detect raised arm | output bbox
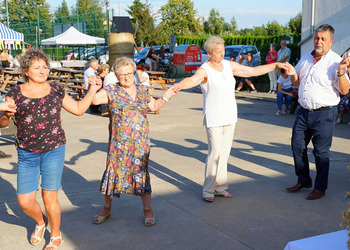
[0,97,15,128]
[231,61,287,78]
[337,56,350,94]
[62,76,102,116]
[285,62,300,86]
[173,67,207,91]
[147,86,178,112]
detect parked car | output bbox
[85,46,109,60]
[134,46,171,65]
[224,45,261,65]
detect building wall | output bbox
[301,0,350,56]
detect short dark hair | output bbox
[19,49,50,82]
[315,24,335,39]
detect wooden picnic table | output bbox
[50,68,84,88]
[146,71,175,90]
[67,79,86,100]
[1,69,22,90]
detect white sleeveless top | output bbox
[200,60,237,128]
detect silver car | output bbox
[224,45,261,65]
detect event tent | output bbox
[0,22,23,41]
[41,26,105,46]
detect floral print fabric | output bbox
[100,83,151,197]
[7,83,66,153]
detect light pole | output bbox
[106,0,110,33]
[6,0,9,27]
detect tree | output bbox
[265,20,288,36]
[71,0,105,37]
[288,12,302,34]
[0,0,52,24]
[158,0,202,37]
[203,8,225,35]
[126,0,155,46]
[54,0,70,20]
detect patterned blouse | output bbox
[7,82,66,153]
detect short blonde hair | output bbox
[112,57,136,75]
[98,64,110,74]
[203,36,225,53]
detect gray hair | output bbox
[89,59,98,67]
[315,24,335,39]
[112,57,136,75]
[270,43,277,50]
[19,48,50,82]
[203,36,225,54]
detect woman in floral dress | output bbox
[90,57,177,226]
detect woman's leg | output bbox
[17,191,46,244]
[141,193,154,220]
[277,92,284,110]
[285,95,293,110]
[245,79,256,90]
[236,81,243,91]
[98,195,113,216]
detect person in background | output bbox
[235,53,259,93]
[266,43,278,94]
[145,47,161,71]
[0,49,100,249]
[0,49,11,70]
[275,68,294,116]
[285,24,350,200]
[103,63,118,87]
[158,46,169,60]
[89,57,178,227]
[277,40,291,77]
[135,63,150,86]
[230,55,236,62]
[90,64,110,114]
[84,59,99,90]
[173,36,287,202]
[335,91,350,126]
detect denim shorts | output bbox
[16,145,65,195]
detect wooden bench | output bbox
[68,79,86,100]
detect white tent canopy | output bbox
[0,22,23,41]
[41,26,105,46]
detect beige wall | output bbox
[301,0,350,56]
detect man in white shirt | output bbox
[285,24,350,200]
[84,59,99,90]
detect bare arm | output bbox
[0,97,15,127]
[231,61,287,78]
[285,62,300,86]
[337,56,350,95]
[147,86,179,112]
[173,68,207,91]
[62,76,102,116]
[277,83,294,97]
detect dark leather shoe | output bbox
[286,183,312,192]
[306,189,325,200]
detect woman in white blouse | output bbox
[174,36,287,202]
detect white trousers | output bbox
[268,68,278,91]
[203,123,235,198]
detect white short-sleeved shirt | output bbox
[103,72,118,87]
[295,49,349,110]
[83,67,96,90]
[135,71,150,86]
[277,75,293,89]
[200,60,237,127]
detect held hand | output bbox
[0,101,16,113]
[338,56,350,72]
[88,75,102,92]
[284,62,296,76]
[173,83,182,93]
[164,86,179,99]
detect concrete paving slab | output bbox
[0,84,349,250]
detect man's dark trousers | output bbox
[291,106,337,190]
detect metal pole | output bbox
[77,4,79,31]
[6,0,9,27]
[37,5,40,47]
[106,0,110,33]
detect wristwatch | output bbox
[162,96,169,102]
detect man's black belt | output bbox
[305,106,334,112]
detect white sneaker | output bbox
[336,118,342,124]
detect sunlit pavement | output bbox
[0,82,349,250]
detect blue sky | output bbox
[47,0,302,30]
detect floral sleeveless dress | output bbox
[100,83,151,197]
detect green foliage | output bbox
[54,0,70,20]
[0,0,52,24]
[158,0,202,37]
[288,12,302,34]
[126,0,155,47]
[203,9,226,35]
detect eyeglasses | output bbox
[117,72,134,79]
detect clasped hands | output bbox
[88,75,103,93]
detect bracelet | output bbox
[162,96,169,102]
[337,71,345,77]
